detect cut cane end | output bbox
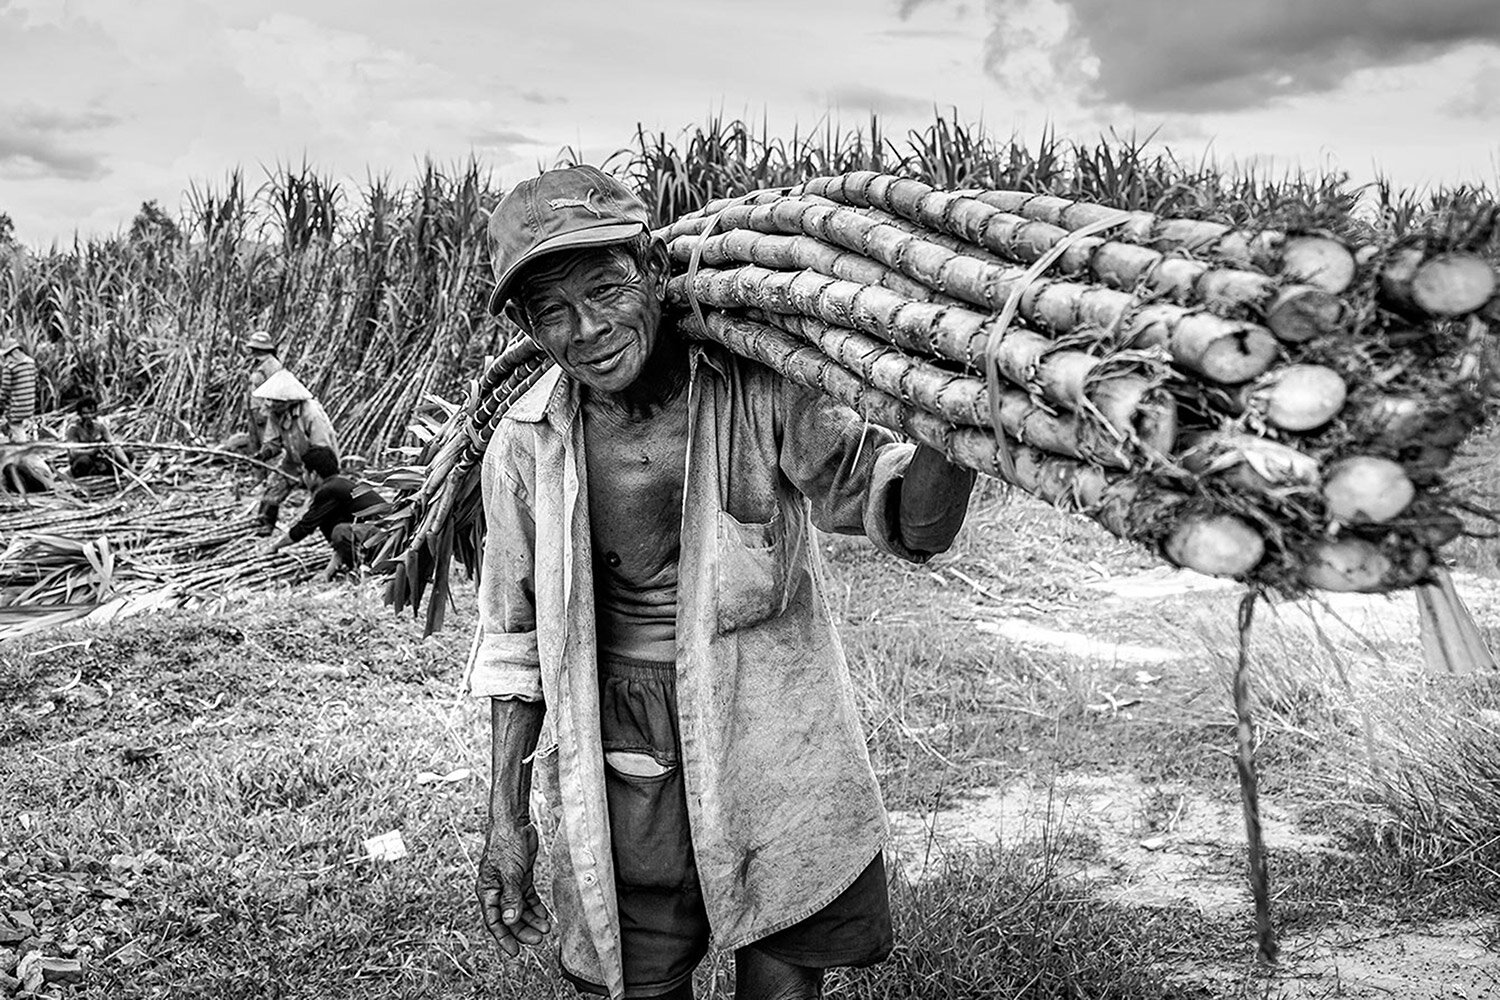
[1264,285,1344,343]
[1279,236,1357,294]
[1411,253,1498,317]
[1302,537,1431,593]
[1164,514,1266,578]
[1195,324,1281,386]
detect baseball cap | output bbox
[486,164,650,315]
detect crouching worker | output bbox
[251,369,338,535]
[64,396,130,477]
[261,445,385,580]
[471,166,977,1000]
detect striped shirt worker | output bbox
[0,341,39,436]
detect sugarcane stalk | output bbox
[667,229,951,304]
[679,307,1267,578]
[8,439,299,480]
[802,172,1345,341]
[677,200,1278,384]
[961,189,1358,294]
[757,311,1168,466]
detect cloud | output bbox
[518,90,567,106]
[14,107,120,133]
[0,103,113,181]
[895,0,943,17]
[224,13,446,128]
[470,128,542,148]
[1444,57,1500,118]
[1023,0,1500,112]
[0,132,108,181]
[819,84,932,116]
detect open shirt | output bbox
[470,344,929,999]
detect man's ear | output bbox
[502,299,530,335]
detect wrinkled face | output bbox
[509,244,667,394]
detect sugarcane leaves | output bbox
[80,536,117,603]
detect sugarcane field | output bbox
[4,6,1500,999]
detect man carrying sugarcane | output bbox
[251,369,338,535]
[472,166,975,1000]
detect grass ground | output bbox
[3,485,1499,998]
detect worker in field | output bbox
[0,336,55,493]
[471,166,976,1000]
[260,444,386,579]
[251,369,338,535]
[224,330,285,455]
[0,337,39,443]
[63,395,131,478]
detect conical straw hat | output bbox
[252,369,313,402]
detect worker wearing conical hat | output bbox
[251,368,339,534]
[243,329,284,451]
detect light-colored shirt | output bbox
[265,398,338,467]
[470,344,925,999]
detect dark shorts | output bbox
[328,521,374,567]
[566,656,892,998]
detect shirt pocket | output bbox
[714,508,784,636]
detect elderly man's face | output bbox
[511,244,668,394]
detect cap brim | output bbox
[487,222,647,316]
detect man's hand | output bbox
[254,443,281,462]
[476,820,551,957]
[898,444,976,556]
[258,532,292,557]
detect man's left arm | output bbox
[777,379,975,561]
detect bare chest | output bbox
[581,392,690,583]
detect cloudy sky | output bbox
[2,0,1497,246]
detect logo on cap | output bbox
[546,191,605,218]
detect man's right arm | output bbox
[472,432,551,956]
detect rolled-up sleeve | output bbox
[776,378,928,563]
[467,431,544,701]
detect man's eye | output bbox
[590,283,632,300]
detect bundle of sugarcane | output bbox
[369,335,550,632]
[375,172,1499,629]
[663,172,1497,594]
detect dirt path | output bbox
[896,562,1500,999]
